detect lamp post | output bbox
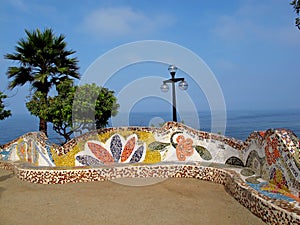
[160,65,188,122]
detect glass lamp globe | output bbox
[168,65,177,75]
[179,80,188,90]
[160,83,169,92]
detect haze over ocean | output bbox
[1,109,299,145]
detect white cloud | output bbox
[82,6,174,39]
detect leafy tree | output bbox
[26,80,75,142]
[5,28,80,136]
[291,0,300,29]
[0,92,11,120]
[48,80,75,142]
[72,83,119,132]
[26,82,119,143]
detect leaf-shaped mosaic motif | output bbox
[195,145,212,160]
[32,143,39,165]
[148,141,169,151]
[76,155,102,166]
[225,156,244,167]
[17,141,26,161]
[245,176,261,184]
[121,136,136,162]
[27,139,33,163]
[170,131,182,149]
[241,168,255,176]
[110,135,122,162]
[130,145,145,163]
[88,142,114,164]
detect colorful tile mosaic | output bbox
[1,122,300,224]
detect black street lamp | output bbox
[160,65,188,122]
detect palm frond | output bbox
[5,28,80,93]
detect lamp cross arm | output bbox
[163,77,185,83]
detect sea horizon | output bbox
[1,108,300,145]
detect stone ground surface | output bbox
[0,169,266,225]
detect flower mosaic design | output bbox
[148,131,211,161]
[76,134,146,166]
[175,135,194,161]
[265,136,281,166]
[16,139,39,165]
[75,155,102,166]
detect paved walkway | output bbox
[0,169,266,225]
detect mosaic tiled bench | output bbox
[1,122,300,224]
[0,160,299,225]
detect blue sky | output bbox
[1,0,300,116]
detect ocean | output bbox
[0,109,300,145]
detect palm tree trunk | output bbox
[38,90,48,136]
[39,117,48,136]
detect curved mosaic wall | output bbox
[1,122,300,224]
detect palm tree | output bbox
[291,0,300,29]
[5,28,80,136]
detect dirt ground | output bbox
[0,169,266,225]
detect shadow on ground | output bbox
[0,173,14,182]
